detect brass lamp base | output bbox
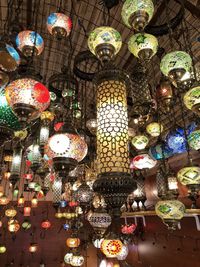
[138,48,153,62]
[53,157,78,177]
[129,10,149,32]
[13,103,37,125]
[168,68,186,84]
[95,43,115,63]
[52,26,67,39]
[22,45,38,57]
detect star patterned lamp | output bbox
[121,0,154,31]
[47,13,72,38]
[128,33,158,61]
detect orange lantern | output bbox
[18,194,25,207]
[100,239,123,258]
[41,219,51,230]
[31,196,38,208]
[66,237,80,248]
[24,206,31,216]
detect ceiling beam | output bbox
[175,0,200,18]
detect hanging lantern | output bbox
[0,244,6,254]
[24,206,31,217]
[86,118,97,135]
[52,178,62,204]
[31,195,38,208]
[5,207,17,218]
[29,243,38,253]
[47,13,72,38]
[183,85,200,116]
[27,143,42,171]
[39,111,54,153]
[46,123,88,176]
[121,0,154,31]
[188,130,200,150]
[22,219,32,230]
[131,154,157,170]
[156,79,174,113]
[16,31,44,57]
[10,145,23,185]
[167,175,178,193]
[160,51,192,84]
[18,194,25,207]
[131,135,149,150]
[88,27,122,63]
[88,208,112,237]
[117,244,129,261]
[128,33,158,61]
[93,238,104,249]
[66,237,80,248]
[41,219,51,230]
[146,122,163,137]
[75,182,93,206]
[64,252,74,265]
[8,219,20,233]
[177,166,200,192]
[121,224,136,235]
[70,255,85,267]
[5,78,50,123]
[155,199,185,230]
[0,42,20,72]
[0,195,10,205]
[101,239,123,258]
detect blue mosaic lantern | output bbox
[0,44,20,72]
[149,143,173,160]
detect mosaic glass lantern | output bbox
[121,0,154,31]
[183,85,200,116]
[128,33,158,61]
[5,78,50,123]
[0,244,6,254]
[156,79,174,113]
[64,253,73,264]
[16,30,44,57]
[8,219,20,233]
[117,245,129,261]
[88,27,122,63]
[39,111,54,153]
[75,182,93,206]
[47,13,72,38]
[121,223,136,235]
[5,207,17,218]
[70,255,85,267]
[10,145,23,183]
[146,122,163,137]
[46,123,88,176]
[0,195,9,205]
[131,135,149,150]
[66,237,80,248]
[93,238,104,248]
[188,130,200,150]
[131,154,157,170]
[160,51,192,83]
[177,166,200,190]
[26,143,42,170]
[86,118,97,135]
[0,43,20,72]
[22,219,32,230]
[101,239,123,258]
[41,219,51,229]
[155,199,185,230]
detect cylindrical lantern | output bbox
[24,206,31,217]
[18,194,25,207]
[31,195,38,208]
[52,178,62,204]
[10,145,23,182]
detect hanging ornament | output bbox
[0,42,20,72]
[101,238,123,258]
[146,122,164,137]
[183,85,200,116]
[131,135,149,150]
[156,79,174,113]
[47,13,72,38]
[188,130,200,150]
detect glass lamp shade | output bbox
[101,239,123,258]
[86,118,97,135]
[131,154,157,170]
[26,144,42,166]
[88,26,122,62]
[0,89,20,130]
[70,255,85,267]
[10,146,23,179]
[149,144,173,161]
[0,245,6,254]
[155,200,185,229]
[0,44,20,72]
[146,122,163,137]
[29,243,38,253]
[117,245,129,261]
[24,206,31,216]
[0,195,9,205]
[121,0,154,30]
[93,238,104,248]
[177,166,200,187]
[64,252,73,264]
[41,219,51,229]
[188,130,200,150]
[128,33,158,61]
[75,182,93,205]
[16,30,44,57]
[160,51,192,82]
[22,219,32,230]
[47,13,72,38]
[131,135,149,150]
[66,237,80,248]
[8,219,20,232]
[183,86,200,115]
[5,78,50,123]
[167,176,178,191]
[88,209,112,236]
[5,207,17,218]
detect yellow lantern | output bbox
[146,122,163,137]
[8,219,20,233]
[5,207,17,218]
[66,237,80,248]
[101,239,123,258]
[131,135,149,150]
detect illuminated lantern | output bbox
[88,26,122,63]
[156,79,173,113]
[29,243,38,253]
[26,143,42,170]
[177,166,200,192]
[167,175,178,194]
[183,85,200,116]
[16,31,44,57]
[41,219,51,229]
[131,135,149,150]
[155,199,185,230]
[66,237,80,248]
[160,51,192,84]
[188,130,200,150]
[5,207,17,218]
[121,0,154,31]
[101,239,123,258]
[52,178,62,204]
[117,245,129,261]
[46,123,88,176]
[128,33,158,61]
[64,252,73,264]
[24,206,31,217]
[121,224,136,235]
[47,13,72,38]
[70,255,85,267]
[86,118,97,135]
[146,122,163,137]
[5,78,50,123]
[0,43,20,72]
[39,111,54,153]
[8,219,20,233]
[0,195,9,205]
[0,244,6,254]
[22,219,31,230]
[131,154,157,170]
[93,238,104,249]
[31,195,38,208]
[75,182,93,206]
[10,145,23,184]
[4,171,11,180]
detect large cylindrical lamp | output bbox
[93,68,136,216]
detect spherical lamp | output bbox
[117,244,129,261]
[188,130,200,150]
[121,0,154,31]
[29,243,38,253]
[64,252,73,264]
[146,122,163,137]
[5,207,17,218]
[16,30,44,57]
[101,239,123,258]
[5,78,50,123]
[0,244,6,254]
[155,199,185,230]
[131,154,157,170]
[0,43,20,72]
[47,13,72,38]
[131,135,149,150]
[75,182,93,206]
[160,51,192,83]
[70,255,85,267]
[128,33,158,61]
[41,219,51,230]
[88,26,122,63]
[8,219,20,233]
[183,85,200,115]
[177,166,200,191]
[66,237,80,248]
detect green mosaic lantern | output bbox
[183,85,200,115]
[128,33,158,61]
[177,166,200,190]
[188,130,200,150]
[155,199,185,230]
[0,89,20,130]
[160,51,192,84]
[88,26,122,63]
[131,134,149,150]
[121,0,154,31]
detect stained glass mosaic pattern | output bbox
[155,200,185,220]
[47,13,72,37]
[101,239,123,258]
[188,130,200,150]
[183,86,200,115]
[177,166,200,186]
